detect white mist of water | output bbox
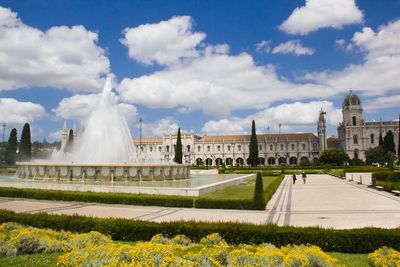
[52,77,140,163]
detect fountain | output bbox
[16,77,190,182]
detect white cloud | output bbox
[118,46,330,117]
[364,95,400,111]
[0,6,110,92]
[255,40,271,53]
[141,118,179,137]
[53,93,137,125]
[120,16,206,65]
[0,98,46,124]
[272,40,315,55]
[304,19,400,96]
[202,101,341,135]
[279,0,363,35]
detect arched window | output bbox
[280,144,284,150]
[166,145,170,153]
[197,146,201,152]
[353,135,358,145]
[207,145,210,152]
[158,146,162,152]
[302,144,306,150]
[291,144,295,150]
[354,149,359,159]
[370,134,374,144]
[150,147,153,152]
[259,145,262,151]
[187,145,190,152]
[217,145,221,152]
[238,145,241,151]
[270,145,273,150]
[352,116,357,126]
[227,145,231,151]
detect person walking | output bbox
[292,173,297,184]
[302,172,307,184]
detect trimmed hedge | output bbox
[0,209,398,253]
[0,187,194,208]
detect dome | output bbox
[342,90,361,107]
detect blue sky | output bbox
[0,0,399,141]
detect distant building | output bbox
[337,91,399,160]
[60,121,78,150]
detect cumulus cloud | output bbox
[0,98,46,124]
[255,40,271,53]
[120,16,206,65]
[141,118,179,137]
[202,101,341,135]
[118,45,330,116]
[304,19,400,96]
[279,0,363,35]
[53,93,137,125]
[272,40,315,55]
[364,94,400,111]
[0,6,110,92]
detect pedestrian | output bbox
[302,172,307,184]
[292,173,297,184]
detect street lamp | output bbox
[139,118,143,155]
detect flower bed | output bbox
[368,247,400,267]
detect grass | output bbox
[201,175,280,200]
[328,252,369,267]
[0,166,16,174]
[0,251,370,266]
[0,253,62,267]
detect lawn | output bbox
[0,251,369,266]
[201,175,281,200]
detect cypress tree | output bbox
[253,172,265,210]
[379,132,384,147]
[19,123,31,161]
[174,128,183,164]
[5,128,17,165]
[383,130,396,154]
[64,129,74,153]
[248,120,259,167]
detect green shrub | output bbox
[195,199,255,210]
[0,210,399,254]
[253,172,265,210]
[0,187,194,208]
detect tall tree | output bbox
[248,120,259,167]
[253,172,265,210]
[379,132,384,147]
[174,128,183,164]
[5,128,17,165]
[383,130,396,154]
[64,129,74,153]
[365,146,385,165]
[19,123,31,161]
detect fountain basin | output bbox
[17,162,190,182]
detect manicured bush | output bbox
[0,187,194,208]
[368,247,400,266]
[195,198,255,210]
[253,172,265,210]
[0,210,399,254]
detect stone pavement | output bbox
[0,174,399,229]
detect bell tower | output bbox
[318,109,327,153]
[342,90,363,127]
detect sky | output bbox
[0,0,399,142]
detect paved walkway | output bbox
[0,175,399,229]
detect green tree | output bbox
[248,120,259,167]
[64,129,74,153]
[318,148,350,166]
[386,151,397,170]
[253,172,265,210]
[379,132,384,147]
[174,128,183,164]
[365,146,385,165]
[19,123,31,161]
[5,128,17,165]
[383,130,396,154]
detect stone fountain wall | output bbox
[16,163,190,182]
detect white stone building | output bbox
[337,91,399,160]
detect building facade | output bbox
[337,91,399,161]
[133,110,328,166]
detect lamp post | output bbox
[139,118,143,155]
[2,124,5,143]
